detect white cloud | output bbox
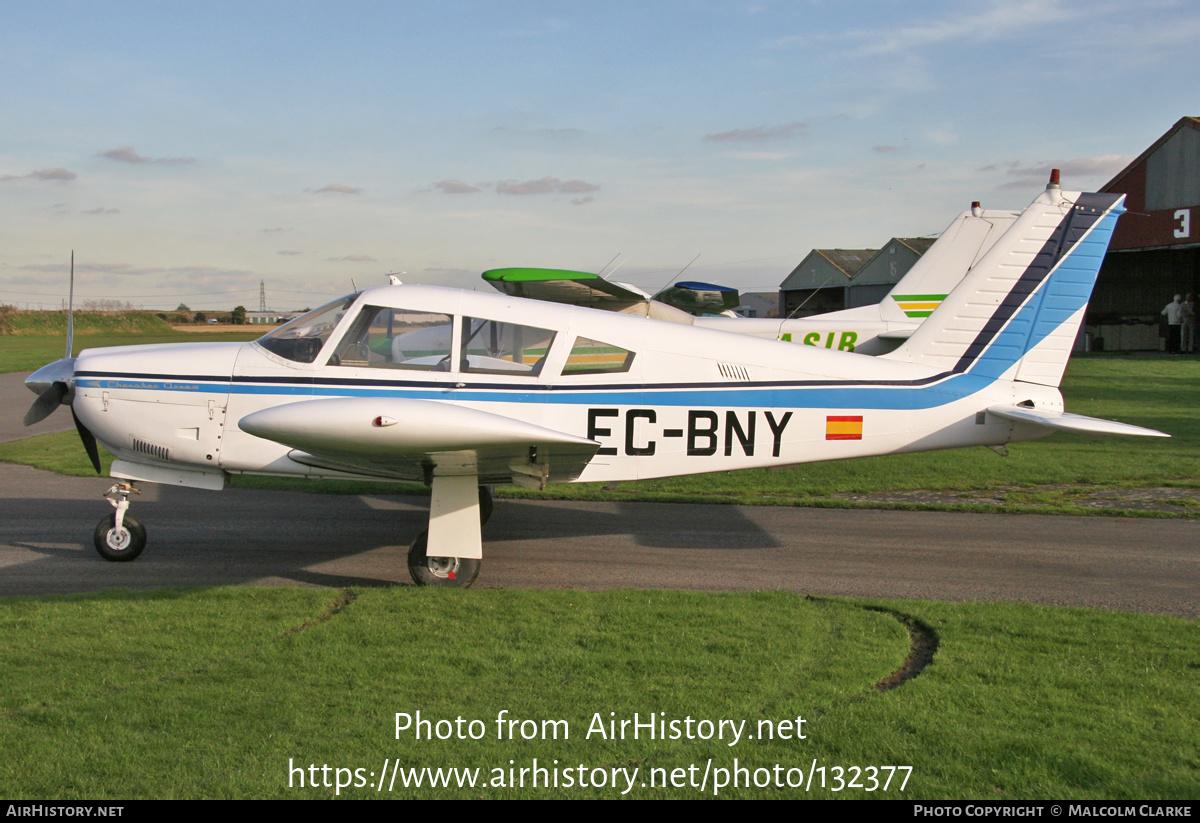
[433,179,482,194]
[1,167,77,182]
[705,122,807,142]
[314,183,363,195]
[848,1,1078,56]
[98,146,196,166]
[926,128,958,146]
[991,154,1134,189]
[495,177,600,195]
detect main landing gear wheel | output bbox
[407,530,480,588]
[93,512,147,562]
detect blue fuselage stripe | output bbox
[75,371,994,410]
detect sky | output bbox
[1,1,1197,311]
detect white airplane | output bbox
[483,200,1022,355]
[24,176,1166,587]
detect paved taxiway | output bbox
[3,372,1196,617]
[0,372,74,443]
[0,460,1195,617]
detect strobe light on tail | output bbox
[24,174,1166,586]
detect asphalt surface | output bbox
[2,373,1196,618]
[0,460,1195,617]
[1,372,74,442]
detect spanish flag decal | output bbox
[891,293,947,318]
[826,415,863,440]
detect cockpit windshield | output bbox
[256,294,356,363]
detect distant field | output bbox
[0,325,262,373]
[0,308,174,336]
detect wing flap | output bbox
[986,405,1169,437]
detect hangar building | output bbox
[847,237,936,309]
[777,240,934,319]
[1092,116,1199,350]
[778,249,877,318]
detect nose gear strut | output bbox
[94,482,147,562]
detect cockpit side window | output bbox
[330,306,454,370]
[460,317,555,376]
[256,295,355,363]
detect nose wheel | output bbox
[94,482,146,562]
[94,512,147,561]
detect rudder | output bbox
[884,178,1124,388]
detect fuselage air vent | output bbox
[717,363,750,381]
[130,436,171,462]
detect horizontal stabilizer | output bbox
[987,405,1169,437]
[876,328,916,341]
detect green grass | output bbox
[0,328,261,373]
[0,588,1194,799]
[0,308,174,336]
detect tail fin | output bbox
[877,204,1020,325]
[884,175,1124,388]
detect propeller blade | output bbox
[71,408,102,475]
[23,382,68,426]
[66,250,75,359]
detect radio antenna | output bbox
[596,252,621,278]
[656,253,700,295]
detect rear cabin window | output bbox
[460,317,556,376]
[562,336,635,375]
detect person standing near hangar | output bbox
[1162,294,1184,352]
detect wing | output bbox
[652,281,741,315]
[482,267,651,309]
[238,397,600,487]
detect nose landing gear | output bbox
[94,482,146,562]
